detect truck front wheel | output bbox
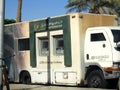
[86,70,107,88]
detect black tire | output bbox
[20,72,31,84]
[117,78,120,90]
[86,70,107,88]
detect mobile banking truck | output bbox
[4,13,120,88]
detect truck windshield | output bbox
[111,30,120,43]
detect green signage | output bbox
[31,17,63,31]
[30,15,72,67]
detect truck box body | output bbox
[4,13,119,87]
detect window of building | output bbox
[39,38,49,56]
[53,35,64,55]
[91,33,106,41]
[18,38,30,51]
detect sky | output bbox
[5,0,68,21]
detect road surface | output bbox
[3,84,117,90]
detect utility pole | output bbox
[0,0,4,89]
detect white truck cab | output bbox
[85,26,120,88]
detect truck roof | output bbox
[87,26,120,31]
[5,12,117,26]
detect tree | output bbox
[107,0,120,16]
[4,19,16,24]
[65,0,88,13]
[65,0,120,16]
[16,0,22,22]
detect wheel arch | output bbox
[19,70,31,83]
[85,65,103,80]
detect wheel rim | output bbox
[90,76,101,88]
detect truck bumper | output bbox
[104,70,120,79]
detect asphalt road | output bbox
[3,84,117,90]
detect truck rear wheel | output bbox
[86,70,107,88]
[20,71,31,84]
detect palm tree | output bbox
[16,0,22,22]
[108,0,120,16]
[87,0,101,14]
[65,0,88,13]
[65,0,120,15]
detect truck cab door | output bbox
[85,29,112,66]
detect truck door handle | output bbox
[103,44,106,48]
[86,54,89,60]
